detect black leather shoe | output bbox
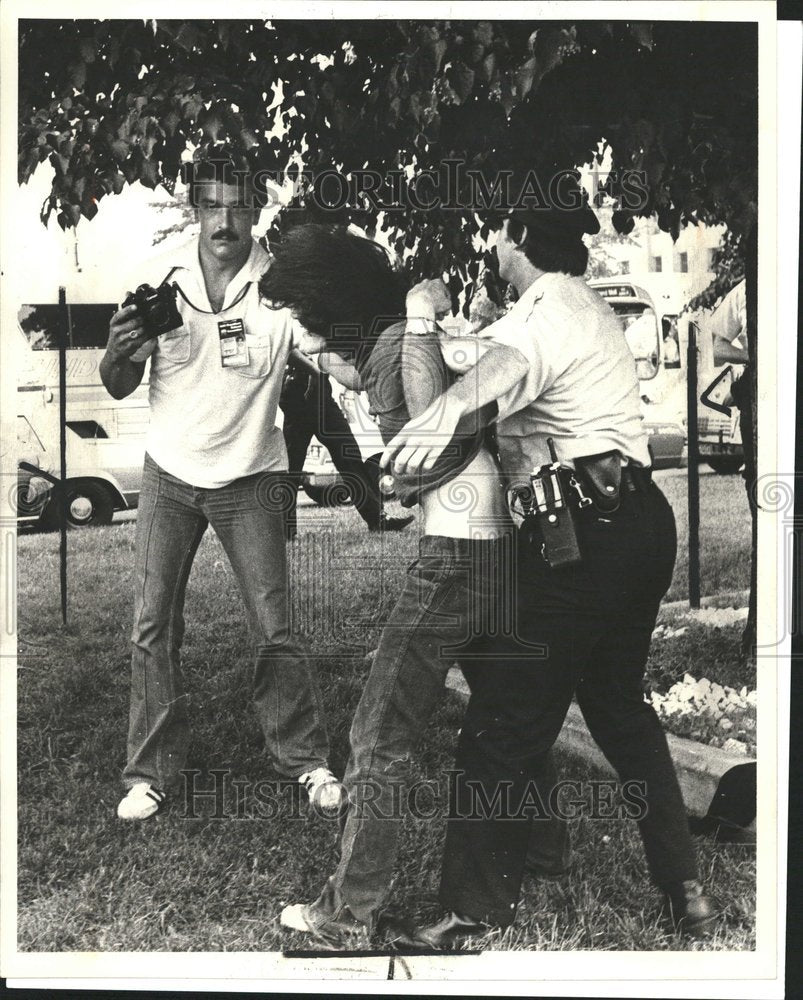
[411,911,495,950]
[368,514,414,533]
[663,880,721,939]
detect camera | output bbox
[123,283,183,337]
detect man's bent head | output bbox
[259,224,406,354]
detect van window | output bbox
[18,305,60,350]
[68,305,116,349]
[18,304,116,350]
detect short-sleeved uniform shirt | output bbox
[479,271,651,482]
[126,239,297,488]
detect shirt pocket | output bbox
[232,334,272,379]
[155,328,191,366]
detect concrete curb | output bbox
[660,589,750,616]
[445,667,755,819]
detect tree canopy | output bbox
[19,18,757,308]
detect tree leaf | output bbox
[79,38,96,63]
[70,61,87,90]
[629,23,653,50]
[449,61,475,104]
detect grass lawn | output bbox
[655,469,752,604]
[15,472,754,953]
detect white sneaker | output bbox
[280,903,313,932]
[280,901,368,945]
[117,783,165,821]
[299,767,344,814]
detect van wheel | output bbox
[41,480,115,530]
[706,456,744,475]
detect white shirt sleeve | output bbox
[288,314,306,351]
[478,307,552,422]
[709,280,746,344]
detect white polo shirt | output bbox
[479,271,651,481]
[126,238,296,488]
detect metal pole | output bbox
[58,287,68,624]
[686,318,701,609]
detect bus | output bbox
[588,279,744,473]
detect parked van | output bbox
[16,302,149,528]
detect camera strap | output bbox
[159,267,253,315]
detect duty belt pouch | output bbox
[573,450,623,513]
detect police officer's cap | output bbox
[508,176,600,248]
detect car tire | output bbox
[41,480,116,530]
[706,456,744,475]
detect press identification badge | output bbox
[218,318,249,368]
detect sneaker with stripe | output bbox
[117,782,166,821]
[298,767,344,814]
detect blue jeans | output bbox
[122,454,330,791]
[309,534,567,929]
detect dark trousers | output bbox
[281,376,381,532]
[440,482,699,926]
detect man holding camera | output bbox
[100,158,341,822]
[382,189,719,944]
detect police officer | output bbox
[382,192,720,944]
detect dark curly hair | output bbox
[259,224,407,350]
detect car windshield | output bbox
[610,303,660,361]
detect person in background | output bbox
[710,278,755,657]
[279,349,413,539]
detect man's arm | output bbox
[712,335,749,366]
[317,350,362,391]
[99,304,151,399]
[381,275,529,475]
[381,342,528,475]
[401,330,452,418]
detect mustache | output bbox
[212,229,239,241]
